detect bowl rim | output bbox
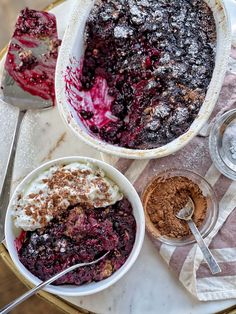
[55,0,232,160]
[142,168,219,246]
[5,156,145,296]
[209,108,236,181]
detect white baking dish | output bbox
[55,0,231,159]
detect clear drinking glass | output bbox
[209,109,236,181]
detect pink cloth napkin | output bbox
[103,47,236,301]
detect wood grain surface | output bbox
[0,258,65,314]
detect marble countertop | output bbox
[1,0,236,313]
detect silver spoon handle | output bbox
[0,110,26,242]
[187,219,221,275]
[0,252,109,314]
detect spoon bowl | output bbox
[176,198,195,221]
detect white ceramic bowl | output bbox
[55,0,231,159]
[5,156,145,296]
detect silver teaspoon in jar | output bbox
[0,251,110,314]
[176,197,221,275]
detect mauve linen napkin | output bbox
[103,47,236,301]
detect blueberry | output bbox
[80,110,94,120]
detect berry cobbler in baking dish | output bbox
[65,0,216,149]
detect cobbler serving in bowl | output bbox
[6,158,144,295]
[64,0,216,150]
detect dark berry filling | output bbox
[16,198,136,285]
[66,0,216,149]
[14,7,56,37]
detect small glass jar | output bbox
[142,169,219,246]
[209,109,236,181]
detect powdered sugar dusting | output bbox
[181,140,209,170]
[223,122,236,160]
[230,142,236,160]
[114,25,133,38]
[76,0,216,149]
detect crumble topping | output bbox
[14,7,56,37]
[16,49,38,71]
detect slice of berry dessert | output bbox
[1,8,61,106]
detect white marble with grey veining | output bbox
[1,0,236,313]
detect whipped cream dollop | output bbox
[12,162,123,231]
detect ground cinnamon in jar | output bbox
[144,176,207,238]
